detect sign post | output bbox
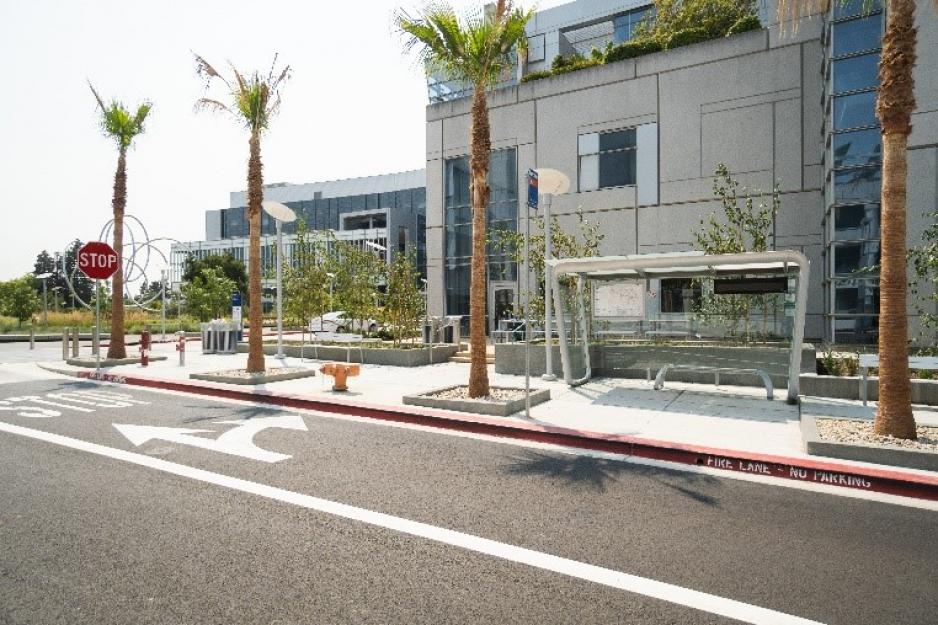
[524,169,538,418]
[77,241,120,374]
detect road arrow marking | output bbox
[113,415,308,463]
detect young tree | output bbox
[910,210,938,348]
[384,250,425,347]
[283,221,332,327]
[181,267,236,321]
[397,0,533,397]
[332,241,385,336]
[693,164,780,340]
[0,277,41,327]
[194,54,290,373]
[777,0,937,439]
[89,83,152,359]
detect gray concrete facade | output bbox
[424,1,938,344]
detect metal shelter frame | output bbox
[548,250,810,404]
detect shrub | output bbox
[726,14,761,35]
[636,0,757,42]
[551,53,602,74]
[665,27,710,49]
[604,39,663,63]
[521,70,552,83]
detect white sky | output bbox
[0,0,568,282]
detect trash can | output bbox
[200,323,216,354]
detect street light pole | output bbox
[262,201,297,361]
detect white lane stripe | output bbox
[0,421,823,625]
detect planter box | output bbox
[190,368,316,385]
[801,412,938,471]
[496,343,815,388]
[237,343,459,367]
[800,374,938,406]
[403,385,551,417]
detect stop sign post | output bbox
[78,241,120,373]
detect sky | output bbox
[0,0,568,283]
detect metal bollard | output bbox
[139,328,151,366]
[176,331,186,366]
[29,325,35,350]
[92,325,99,356]
[62,328,69,360]
[71,327,79,357]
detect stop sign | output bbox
[78,241,120,280]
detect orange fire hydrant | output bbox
[139,329,152,367]
[320,362,360,391]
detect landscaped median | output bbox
[236,342,459,367]
[36,362,938,502]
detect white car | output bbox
[309,311,379,334]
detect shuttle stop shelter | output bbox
[548,250,810,404]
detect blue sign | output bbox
[527,169,538,209]
[231,292,242,308]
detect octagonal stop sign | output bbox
[78,241,120,280]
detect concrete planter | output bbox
[799,374,938,406]
[801,413,938,471]
[496,343,815,388]
[237,343,459,367]
[66,356,167,368]
[403,385,551,417]
[190,368,316,385]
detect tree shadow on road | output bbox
[177,402,287,424]
[501,450,722,506]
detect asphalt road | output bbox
[1,374,937,625]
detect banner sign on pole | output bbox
[527,169,538,210]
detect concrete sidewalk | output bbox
[31,340,938,499]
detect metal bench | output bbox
[859,354,938,405]
[654,364,774,400]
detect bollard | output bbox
[92,325,99,356]
[139,328,152,367]
[71,327,79,357]
[176,331,186,366]
[62,328,69,360]
[29,325,35,350]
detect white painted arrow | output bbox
[113,415,308,463]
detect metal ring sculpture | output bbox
[61,214,182,313]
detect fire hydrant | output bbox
[320,362,360,391]
[139,329,152,367]
[175,331,186,366]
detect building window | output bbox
[613,6,653,44]
[832,128,881,168]
[578,128,637,191]
[831,53,879,94]
[833,0,882,19]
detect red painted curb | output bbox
[74,369,938,502]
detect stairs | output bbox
[449,343,495,365]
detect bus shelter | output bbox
[548,250,810,404]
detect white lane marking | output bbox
[114,414,308,463]
[62,379,938,511]
[0,421,823,625]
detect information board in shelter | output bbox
[593,280,644,318]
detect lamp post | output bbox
[534,168,571,381]
[262,201,297,360]
[35,272,52,324]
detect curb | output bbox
[37,363,938,502]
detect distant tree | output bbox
[89,82,152,359]
[182,253,248,295]
[0,276,41,326]
[181,267,236,321]
[62,239,94,309]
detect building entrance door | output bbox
[488,281,517,337]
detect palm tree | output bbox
[89,83,152,360]
[778,0,935,438]
[397,0,532,397]
[194,54,290,374]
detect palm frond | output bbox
[193,52,232,92]
[194,97,233,116]
[88,81,107,113]
[133,102,153,130]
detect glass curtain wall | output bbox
[444,148,518,317]
[823,0,883,343]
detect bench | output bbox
[859,354,938,406]
[654,364,774,400]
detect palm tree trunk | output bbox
[468,84,491,398]
[107,149,127,359]
[874,0,916,438]
[246,131,266,373]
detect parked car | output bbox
[309,311,380,334]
